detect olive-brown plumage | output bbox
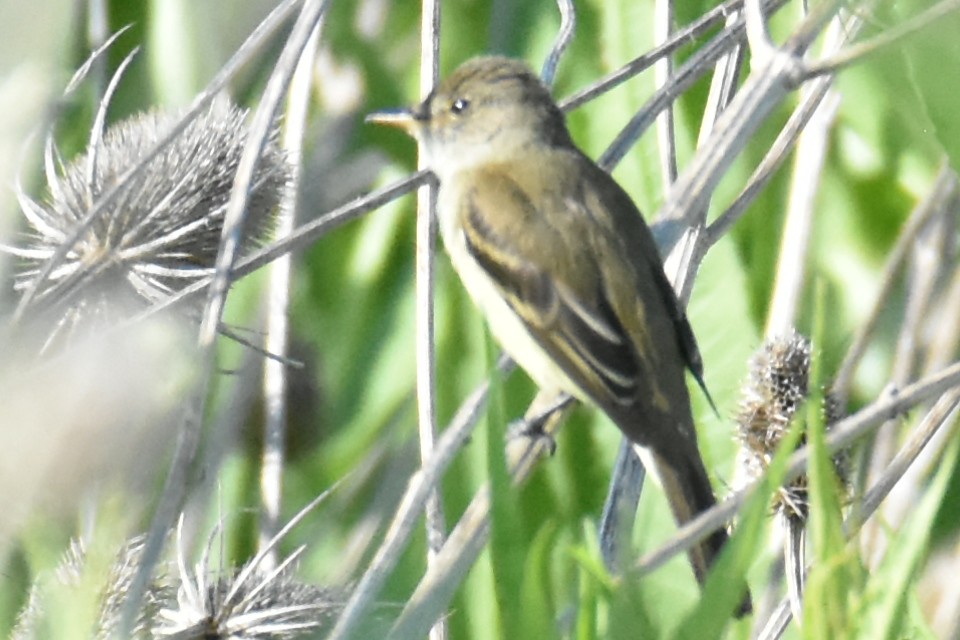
[371,56,748,614]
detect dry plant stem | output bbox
[756,600,793,640]
[599,440,646,572]
[695,9,744,157]
[745,0,777,60]
[258,22,320,568]
[783,515,805,625]
[386,395,573,640]
[656,0,839,228]
[705,72,830,245]
[872,254,958,547]
[864,210,949,555]
[597,0,788,172]
[541,0,576,86]
[119,1,328,634]
[655,0,678,189]
[415,2,448,639]
[831,168,957,401]
[12,0,306,322]
[559,0,787,112]
[855,390,960,530]
[324,372,496,640]
[634,358,960,577]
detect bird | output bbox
[369,55,749,614]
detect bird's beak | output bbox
[365,107,420,135]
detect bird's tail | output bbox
[649,449,753,617]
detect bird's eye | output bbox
[450,98,470,114]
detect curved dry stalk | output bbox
[258,19,321,568]
[541,0,576,87]
[121,1,330,634]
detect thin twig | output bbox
[654,0,678,189]
[559,0,788,112]
[130,171,431,323]
[415,1,447,639]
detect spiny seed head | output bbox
[736,331,848,520]
[13,529,340,640]
[7,96,289,341]
[157,564,340,639]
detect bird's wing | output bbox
[457,163,651,412]
[575,158,710,408]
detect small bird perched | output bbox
[370,56,748,613]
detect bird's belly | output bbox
[440,220,584,400]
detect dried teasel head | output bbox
[154,510,342,640]
[5,86,290,346]
[735,331,849,521]
[12,523,341,640]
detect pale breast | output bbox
[436,180,585,399]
